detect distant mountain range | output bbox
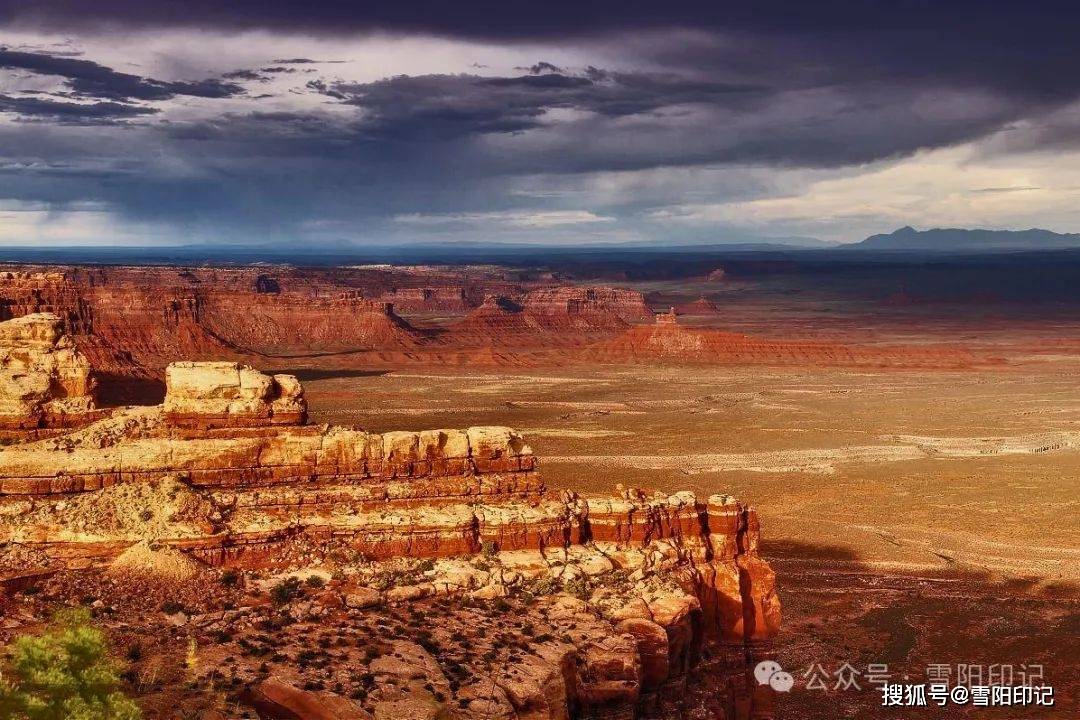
[849,226,1080,251]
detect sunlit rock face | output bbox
[0,320,780,719]
[0,312,98,434]
[163,361,307,429]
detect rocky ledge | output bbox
[0,318,781,719]
[0,312,102,437]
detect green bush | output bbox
[269,577,304,605]
[564,576,592,601]
[159,601,184,616]
[0,608,142,720]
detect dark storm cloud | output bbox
[3,1,1080,242]
[4,0,1078,97]
[525,62,564,75]
[222,69,266,82]
[319,69,764,140]
[0,1,1067,41]
[0,48,244,101]
[0,94,158,122]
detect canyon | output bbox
[0,266,989,389]
[0,313,782,720]
[0,260,1076,719]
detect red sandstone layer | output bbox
[0,265,986,377]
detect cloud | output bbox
[2,5,1080,245]
[394,209,615,228]
[525,61,564,75]
[222,69,266,81]
[0,48,244,102]
[317,68,764,141]
[0,94,158,122]
[645,144,1080,242]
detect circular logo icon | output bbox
[769,671,795,692]
[754,660,783,686]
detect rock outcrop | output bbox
[0,313,100,434]
[450,287,652,349]
[164,361,306,429]
[0,324,781,718]
[0,267,989,372]
[200,292,424,353]
[591,311,979,367]
[521,286,652,324]
[675,296,721,315]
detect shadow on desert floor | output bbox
[273,368,392,382]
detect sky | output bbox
[2,1,1080,248]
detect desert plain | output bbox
[0,256,1076,719]
[300,360,1079,719]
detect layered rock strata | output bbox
[163,361,306,428]
[592,311,978,367]
[521,286,652,324]
[0,266,984,372]
[0,360,778,631]
[0,313,101,435]
[0,348,780,718]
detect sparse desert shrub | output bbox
[532,577,560,596]
[220,569,240,587]
[368,573,394,591]
[304,575,326,589]
[269,577,304,606]
[160,600,184,615]
[565,576,592,601]
[0,608,142,720]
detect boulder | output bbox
[243,678,371,720]
[163,361,306,428]
[0,313,97,431]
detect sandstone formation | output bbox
[377,286,472,313]
[0,328,781,718]
[200,292,424,353]
[675,296,721,315]
[0,313,100,434]
[520,286,652,324]
[164,361,306,428]
[451,287,651,349]
[0,266,987,374]
[591,311,979,367]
